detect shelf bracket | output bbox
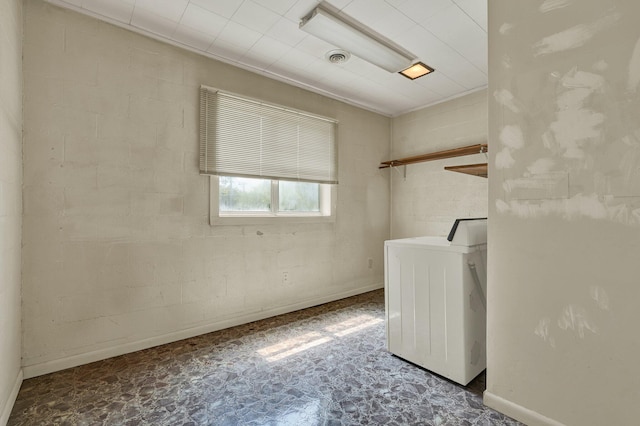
[391,164,407,181]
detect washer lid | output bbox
[385,236,485,253]
[448,218,487,246]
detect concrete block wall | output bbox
[21,0,390,377]
[0,0,23,423]
[390,90,488,239]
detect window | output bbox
[219,176,271,213]
[200,86,338,223]
[278,180,320,213]
[218,176,330,216]
[210,176,334,224]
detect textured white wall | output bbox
[390,90,488,239]
[21,0,390,376]
[0,0,23,423]
[487,1,640,425]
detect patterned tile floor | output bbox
[9,290,521,425]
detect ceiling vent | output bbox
[325,49,351,64]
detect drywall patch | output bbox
[539,0,572,13]
[495,199,510,214]
[496,124,525,170]
[497,195,640,224]
[533,13,620,56]
[534,317,556,348]
[493,89,521,113]
[499,23,514,35]
[561,68,605,91]
[500,125,525,149]
[590,286,610,311]
[495,12,640,226]
[495,148,516,170]
[503,172,568,200]
[549,110,604,159]
[527,158,555,175]
[535,287,611,348]
[547,68,605,160]
[496,194,608,220]
[557,304,597,338]
[592,60,609,72]
[494,65,640,223]
[501,54,512,69]
[627,36,640,92]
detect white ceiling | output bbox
[45,0,487,116]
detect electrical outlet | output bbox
[282,271,289,284]
[368,258,373,269]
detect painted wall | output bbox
[21,0,390,377]
[391,90,488,239]
[0,0,23,423]
[486,1,640,425]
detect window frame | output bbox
[209,176,336,226]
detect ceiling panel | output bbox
[283,0,321,21]
[390,0,452,24]
[231,1,281,34]
[266,17,309,47]
[172,23,216,51]
[423,5,488,73]
[215,21,262,50]
[179,3,227,37]
[340,0,415,41]
[252,0,298,15]
[46,0,487,116]
[207,39,245,62]
[247,36,292,64]
[393,23,485,89]
[189,0,244,19]
[453,0,488,31]
[269,48,318,73]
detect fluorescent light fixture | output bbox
[300,6,414,73]
[399,62,434,80]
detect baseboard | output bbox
[23,283,383,379]
[1,369,23,426]
[483,390,566,426]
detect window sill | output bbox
[211,214,335,226]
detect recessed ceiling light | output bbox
[399,62,434,80]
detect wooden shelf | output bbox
[444,163,488,178]
[379,143,487,169]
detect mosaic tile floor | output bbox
[9,290,521,425]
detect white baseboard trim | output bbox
[1,369,23,426]
[483,390,566,426]
[23,283,383,379]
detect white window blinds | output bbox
[200,86,338,184]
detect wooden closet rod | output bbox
[379,143,488,169]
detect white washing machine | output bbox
[384,218,487,386]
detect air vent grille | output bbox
[325,49,351,64]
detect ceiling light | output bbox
[399,62,435,80]
[300,6,414,73]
